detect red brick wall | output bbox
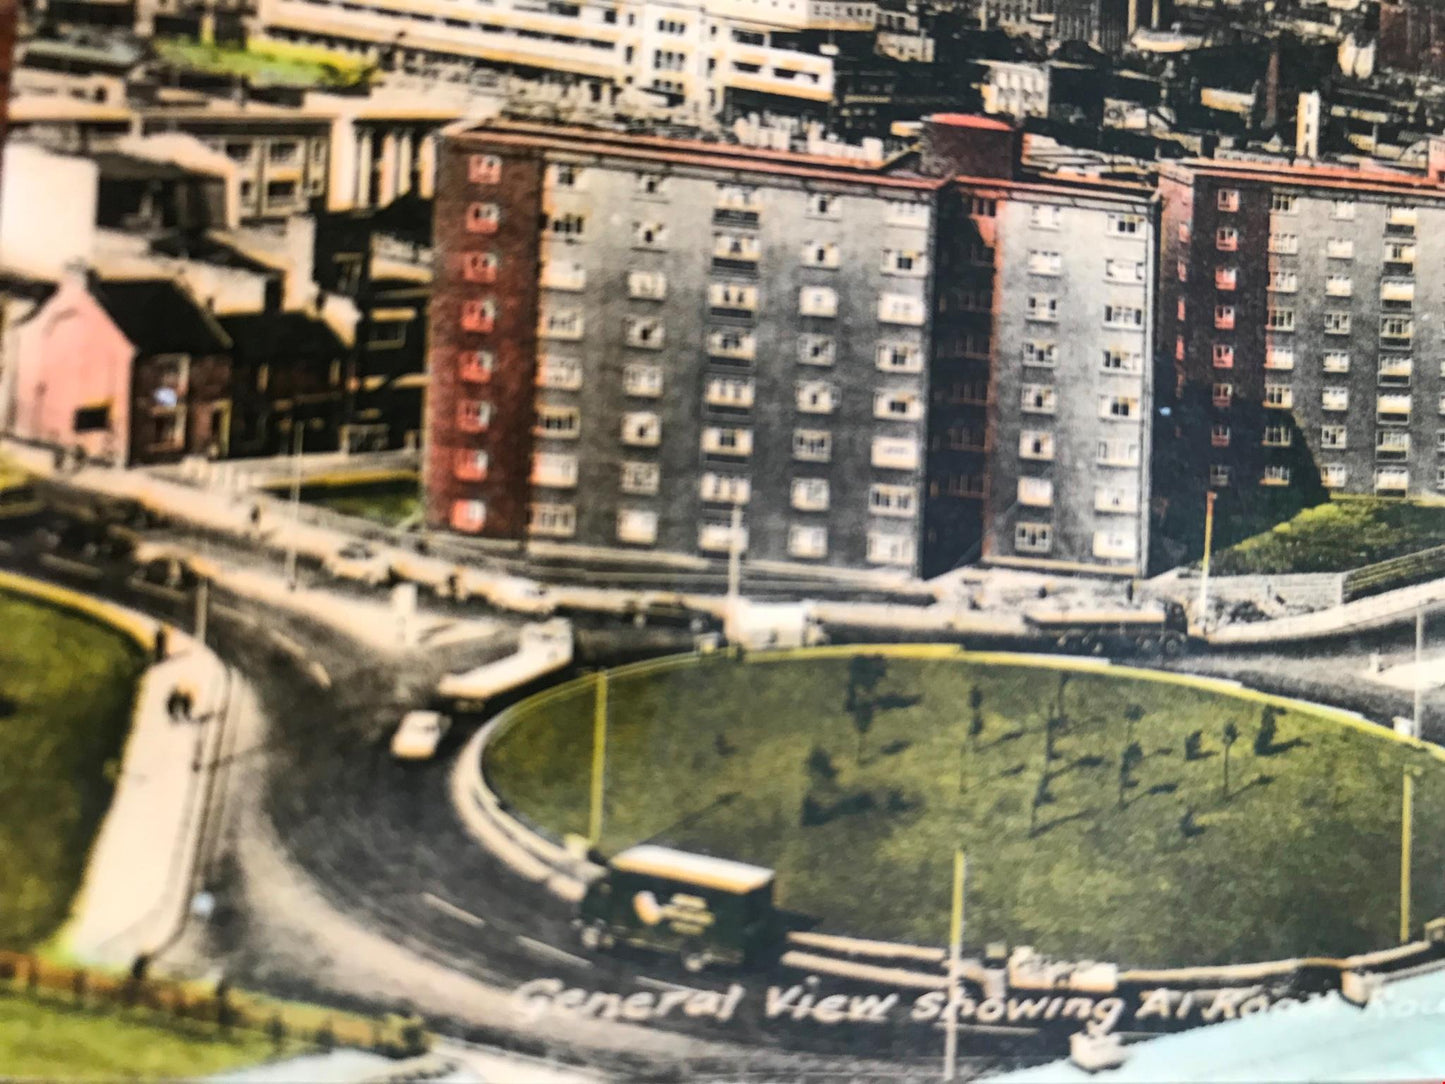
[426,138,544,539]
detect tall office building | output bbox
[427,115,1157,579]
[1159,157,1445,537]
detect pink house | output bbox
[3,271,233,466]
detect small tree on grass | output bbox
[1254,706,1279,756]
[1185,730,1205,761]
[1124,704,1145,744]
[1118,741,1144,809]
[845,655,889,765]
[1221,721,1240,798]
[968,687,985,743]
[805,745,838,785]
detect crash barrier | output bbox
[0,951,429,1057]
[1161,571,1346,614]
[1344,542,1445,603]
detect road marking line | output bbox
[308,661,332,689]
[268,629,307,660]
[517,936,591,968]
[421,892,486,928]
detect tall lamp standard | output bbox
[1196,490,1217,632]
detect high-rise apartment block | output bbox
[427,115,1157,579]
[1159,158,1445,520]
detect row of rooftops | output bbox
[449,115,1445,203]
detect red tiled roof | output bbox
[1167,157,1445,198]
[928,113,1015,132]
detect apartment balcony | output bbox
[713,207,760,228]
[1381,280,1415,304]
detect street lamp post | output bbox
[588,670,609,847]
[943,850,967,1083]
[1401,765,1423,943]
[1196,490,1217,632]
[1414,604,1426,738]
[284,421,304,589]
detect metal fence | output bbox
[1343,543,1445,603]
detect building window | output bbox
[459,349,493,382]
[529,502,576,538]
[800,335,836,367]
[621,461,660,494]
[453,448,489,481]
[534,404,581,438]
[624,363,663,398]
[628,270,667,300]
[708,329,756,360]
[699,522,748,553]
[1028,250,1062,276]
[879,294,925,325]
[1209,465,1231,488]
[536,355,583,390]
[451,499,486,532]
[1108,214,1143,236]
[1027,341,1058,367]
[1214,305,1235,330]
[1332,199,1355,220]
[1211,424,1230,447]
[1217,188,1240,212]
[1262,465,1292,487]
[461,299,496,333]
[714,233,759,261]
[1322,464,1349,489]
[1376,467,1410,492]
[1382,316,1414,342]
[872,437,919,470]
[548,212,586,239]
[705,377,754,409]
[1323,352,1350,374]
[1098,438,1140,467]
[1105,304,1145,329]
[457,400,492,432]
[1018,477,1053,507]
[1326,273,1353,298]
[872,390,919,421]
[1213,344,1234,369]
[1321,424,1348,450]
[804,242,842,269]
[1216,227,1238,251]
[1015,522,1052,554]
[1106,259,1145,284]
[878,342,923,372]
[1379,356,1413,386]
[1265,346,1294,371]
[793,429,832,462]
[1268,270,1297,293]
[700,473,751,504]
[1021,384,1057,414]
[462,251,499,283]
[970,197,997,217]
[811,193,843,219]
[1268,232,1298,255]
[1102,348,1142,373]
[869,484,916,518]
[1270,192,1298,214]
[788,524,828,558]
[1262,425,1292,447]
[547,163,583,188]
[1322,387,1350,412]
[1095,486,1139,514]
[886,199,928,227]
[716,185,760,211]
[1327,237,1354,260]
[633,221,668,249]
[1019,430,1054,460]
[1177,259,1189,282]
[1266,308,1295,332]
[531,452,579,488]
[1093,530,1138,561]
[621,412,661,446]
[1324,312,1351,335]
[1385,240,1414,264]
[74,404,111,432]
[541,309,583,340]
[703,427,754,457]
[797,380,839,414]
[1027,295,1058,323]
[468,154,501,184]
[617,509,658,545]
[1213,383,1233,408]
[1264,384,1294,409]
[1377,431,1412,458]
[791,478,830,511]
[883,249,926,276]
[465,202,500,233]
[1029,204,1062,229]
[799,287,839,318]
[1215,266,1238,291]
[1100,394,1140,420]
[635,172,667,198]
[624,316,665,349]
[866,532,916,567]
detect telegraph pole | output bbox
[588,670,609,846]
[284,421,304,589]
[194,576,208,646]
[1196,491,1217,632]
[943,850,966,1082]
[1401,767,1420,943]
[1414,604,1426,738]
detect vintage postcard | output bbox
[0,0,1443,1078]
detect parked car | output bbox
[390,710,452,760]
[324,542,393,586]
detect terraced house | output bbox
[427,115,1158,578]
[1158,156,1445,538]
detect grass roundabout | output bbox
[486,648,1445,969]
